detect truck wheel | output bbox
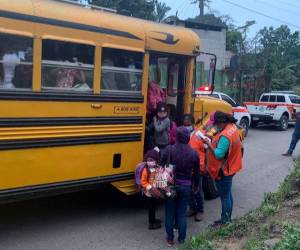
[278,115,288,131]
[250,120,258,128]
[202,175,219,200]
[239,118,249,137]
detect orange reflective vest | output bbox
[207,123,243,180]
[189,129,206,174]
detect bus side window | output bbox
[0,33,33,90]
[41,40,94,92]
[101,48,143,93]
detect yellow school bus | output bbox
[0,0,232,202]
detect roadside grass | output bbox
[181,161,300,250]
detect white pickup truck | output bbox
[244,92,300,130]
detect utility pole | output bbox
[199,0,204,20]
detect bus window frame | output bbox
[100,47,145,95]
[40,38,96,93]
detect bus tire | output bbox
[203,174,219,200]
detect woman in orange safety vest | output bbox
[203,111,243,227]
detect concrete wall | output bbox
[192,28,226,70]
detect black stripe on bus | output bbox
[0,10,142,41]
[0,173,134,201]
[0,91,144,103]
[0,134,141,150]
[0,116,143,127]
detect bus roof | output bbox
[0,0,200,56]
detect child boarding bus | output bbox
[0,0,232,202]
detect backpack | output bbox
[134,162,147,192]
[168,121,177,145]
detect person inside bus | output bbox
[184,114,205,222]
[140,148,162,230]
[160,126,200,246]
[54,51,87,89]
[203,111,243,227]
[102,58,118,90]
[147,102,170,151]
[1,49,21,89]
[55,66,86,89]
[13,47,33,89]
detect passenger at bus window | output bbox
[13,64,32,89]
[54,68,83,88]
[102,59,118,90]
[13,48,33,89]
[128,59,138,90]
[1,51,21,89]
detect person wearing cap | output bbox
[203,111,243,227]
[141,148,162,230]
[160,127,200,246]
[148,102,170,150]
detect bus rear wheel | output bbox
[202,175,219,200]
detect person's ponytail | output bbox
[227,114,237,124]
[214,111,237,124]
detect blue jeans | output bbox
[189,175,204,213]
[165,185,191,242]
[215,175,233,224]
[288,134,300,154]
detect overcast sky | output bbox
[161,0,300,37]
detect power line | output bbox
[277,0,300,10]
[177,0,187,17]
[179,1,191,18]
[256,0,300,16]
[191,2,197,18]
[221,0,300,29]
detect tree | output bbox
[256,26,300,90]
[91,0,170,21]
[190,0,212,20]
[154,2,171,23]
[187,13,224,26]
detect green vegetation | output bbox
[275,226,300,250]
[91,0,171,22]
[181,162,300,250]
